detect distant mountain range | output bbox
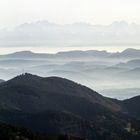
[1,48,140,59]
[0,73,140,140]
[110,48,140,58]
[1,20,140,46]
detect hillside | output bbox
[123,96,140,119]
[0,73,140,140]
[0,79,4,83]
[0,73,120,113]
[0,122,84,140]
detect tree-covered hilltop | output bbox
[0,73,140,140]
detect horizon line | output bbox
[0,47,139,55]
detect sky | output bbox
[0,0,140,28]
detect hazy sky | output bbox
[0,0,140,28]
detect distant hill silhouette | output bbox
[0,48,140,59]
[110,48,140,58]
[116,59,140,68]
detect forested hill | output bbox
[0,73,140,140]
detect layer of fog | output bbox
[0,48,140,99]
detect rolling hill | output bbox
[0,73,140,140]
[115,59,140,68]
